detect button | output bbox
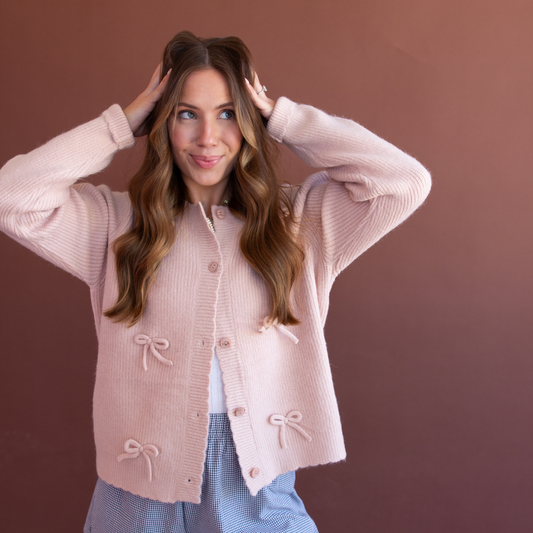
[250,467,260,478]
[208,262,218,272]
[219,337,231,348]
[234,407,246,417]
[216,209,226,219]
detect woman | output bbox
[0,31,431,532]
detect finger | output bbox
[150,68,171,100]
[245,76,265,100]
[252,73,264,94]
[245,78,266,108]
[245,77,258,99]
[252,73,269,101]
[145,63,164,93]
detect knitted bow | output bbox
[134,334,172,371]
[259,318,299,344]
[269,411,312,449]
[117,439,159,482]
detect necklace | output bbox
[206,197,230,233]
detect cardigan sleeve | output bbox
[0,104,135,287]
[267,97,432,276]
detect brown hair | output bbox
[104,31,304,326]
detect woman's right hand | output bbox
[124,64,171,137]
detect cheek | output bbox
[169,125,193,153]
[227,127,244,154]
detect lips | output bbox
[190,155,223,169]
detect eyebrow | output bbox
[177,102,234,110]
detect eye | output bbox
[219,109,235,120]
[178,110,196,120]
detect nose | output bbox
[197,118,217,148]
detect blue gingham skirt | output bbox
[84,414,318,532]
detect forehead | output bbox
[179,69,233,107]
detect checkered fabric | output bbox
[84,414,318,532]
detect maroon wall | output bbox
[1,1,532,531]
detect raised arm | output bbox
[265,96,431,276]
[0,66,171,286]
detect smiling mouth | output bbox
[190,155,223,169]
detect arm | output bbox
[0,106,134,286]
[0,66,170,286]
[266,97,431,275]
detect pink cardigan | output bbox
[0,97,431,503]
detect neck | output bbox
[185,181,230,219]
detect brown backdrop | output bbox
[1,0,532,531]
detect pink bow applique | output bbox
[117,439,159,482]
[259,318,299,344]
[269,410,312,449]
[134,334,172,371]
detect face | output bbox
[168,69,243,202]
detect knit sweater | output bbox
[0,97,431,503]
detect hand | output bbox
[245,73,276,120]
[124,64,171,137]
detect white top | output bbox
[209,349,228,413]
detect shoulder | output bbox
[281,172,331,215]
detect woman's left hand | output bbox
[245,73,276,120]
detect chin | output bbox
[187,171,230,190]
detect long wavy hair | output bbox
[104,31,304,327]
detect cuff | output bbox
[266,97,297,143]
[102,104,136,150]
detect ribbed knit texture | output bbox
[0,98,431,503]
